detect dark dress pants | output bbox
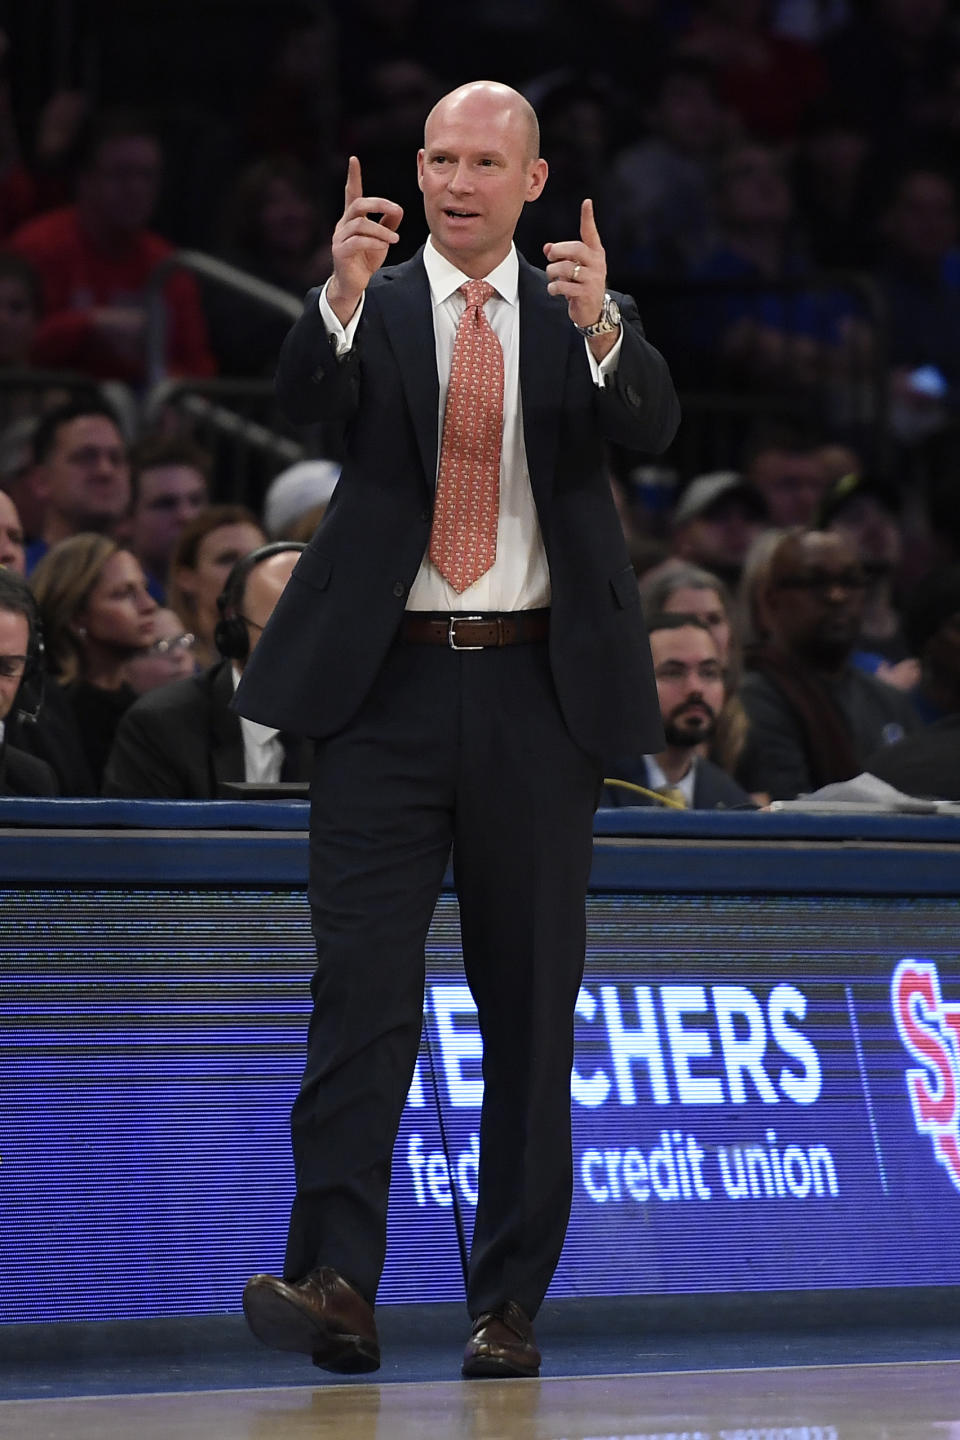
[285,633,600,1318]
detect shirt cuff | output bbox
[583,326,624,387]
[318,282,365,353]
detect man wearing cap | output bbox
[670,470,768,586]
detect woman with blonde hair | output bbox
[167,505,266,668]
[31,533,157,788]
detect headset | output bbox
[213,542,306,663]
[0,567,45,723]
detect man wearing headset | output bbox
[0,569,57,796]
[102,542,309,799]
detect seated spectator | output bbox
[104,543,310,798]
[9,109,216,384]
[690,143,858,389]
[820,471,916,685]
[0,486,24,572]
[124,606,198,696]
[669,471,769,587]
[23,399,130,571]
[901,563,960,725]
[604,59,731,274]
[641,559,750,777]
[167,505,266,668]
[862,564,960,798]
[126,436,210,601]
[825,0,960,152]
[736,529,918,799]
[207,157,331,377]
[676,0,825,142]
[0,569,57,795]
[743,424,831,527]
[792,102,876,270]
[602,613,753,810]
[262,459,340,540]
[874,165,960,444]
[31,534,157,789]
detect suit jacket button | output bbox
[420,509,431,523]
[393,581,406,598]
[626,384,643,408]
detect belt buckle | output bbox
[448,614,485,651]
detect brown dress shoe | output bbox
[242,1267,380,1373]
[462,1300,541,1378]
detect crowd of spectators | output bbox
[0,0,958,805]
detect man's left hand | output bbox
[543,199,611,332]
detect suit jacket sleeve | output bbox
[275,287,361,427]
[102,701,192,798]
[594,291,680,454]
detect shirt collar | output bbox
[423,235,519,307]
[231,662,278,745]
[645,753,698,803]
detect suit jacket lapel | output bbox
[375,253,439,491]
[209,662,245,787]
[517,255,571,516]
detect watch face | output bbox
[606,297,621,326]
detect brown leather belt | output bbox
[401,610,550,650]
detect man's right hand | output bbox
[326,155,403,327]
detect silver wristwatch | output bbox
[575,292,621,337]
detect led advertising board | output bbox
[2,887,959,1322]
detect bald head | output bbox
[418,78,548,278]
[424,81,540,165]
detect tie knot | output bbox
[460,279,496,311]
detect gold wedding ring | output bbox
[572,263,581,282]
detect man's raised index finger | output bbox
[345,154,363,206]
[580,197,602,249]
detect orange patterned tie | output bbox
[429,280,504,593]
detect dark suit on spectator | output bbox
[601,754,753,809]
[103,660,310,799]
[0,740,57,796]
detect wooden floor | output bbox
[3,1359,958,1440]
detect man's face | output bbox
[236,551,300,667]
[80,136,162,234]
[651,624,725,749]
[748,448,829,527]
[766,532,867,665]
[0,491,25,574]
[37,415,130,531]
[131,465,208,572]
[418,87,548,277]
[0,607,29,722]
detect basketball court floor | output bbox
[2,1303,958,1440]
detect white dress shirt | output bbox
[644,753,697,806]
[319,237,622,613]
[232,664,284,782]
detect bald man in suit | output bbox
[237,80,680,1379]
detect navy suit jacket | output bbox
[235,248,680,765]
[601,755,754,809]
